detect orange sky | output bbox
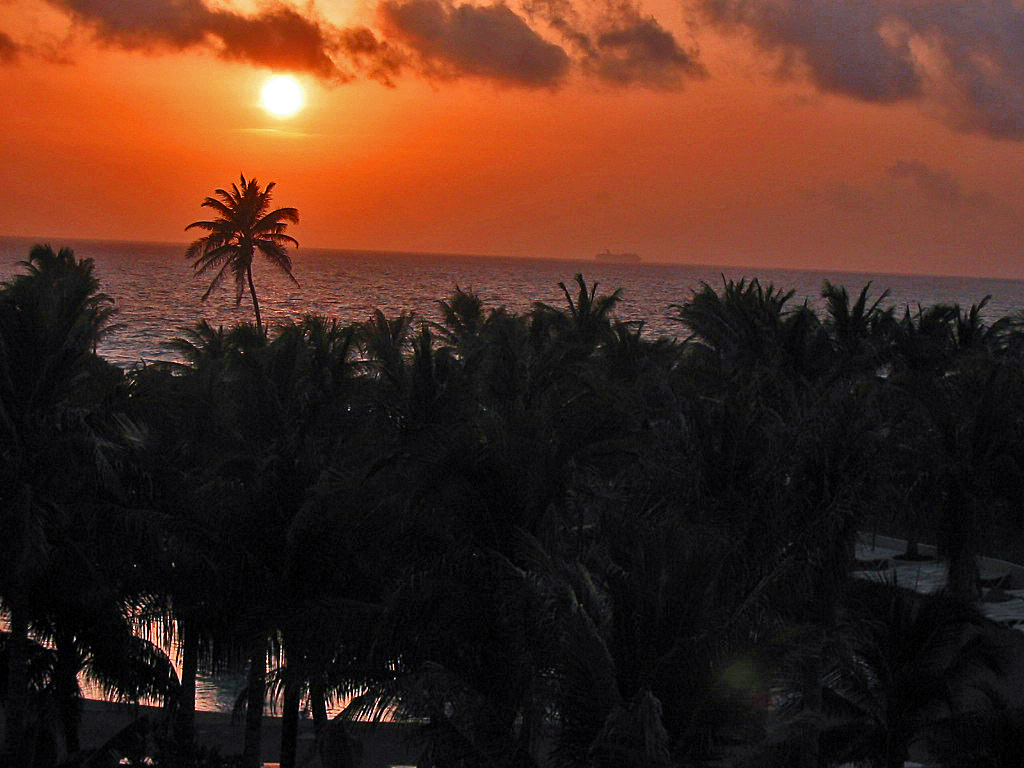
[2,0,1024,277]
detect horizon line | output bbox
[1,232,1022,285]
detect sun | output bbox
[261,75,303,117]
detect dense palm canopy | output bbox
[186,173,299,331]
[0,246,176,766]
[7,245,1024,768]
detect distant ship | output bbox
[595,249,642,263]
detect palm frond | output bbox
[256,206,300,229]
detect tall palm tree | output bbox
[185,173,299,332]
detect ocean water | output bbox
[4,236,1024,368]
[5,235,1024,713]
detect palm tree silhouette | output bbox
[186,174,299,332]
[0,245,178,764]
[775,580,1004,768]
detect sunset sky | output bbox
[2,0,1024,277]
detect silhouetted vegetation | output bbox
[5,250,1024,767]
[185,174,299,333]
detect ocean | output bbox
[5,235,1024,713]
[4,236,1024,368]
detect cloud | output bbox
[592,16,702,88]
[378,0,570,86]
[807,162,994,219]
[337,26,405,86]
[887,160,992,210]
[525,0,703,88]
[204,5,346,79]
[54,0,207,50]
[0,30,19,64]
[701,0,920,102]
[522,0,592,54]
[30,0,700,90]
[48,0,402,82]
[699,0,1024,139]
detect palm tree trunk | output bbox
[310,679,328,737]
[947,546,980,603]
[242,645,266,768]
[279,672,302,768]
[798,662,821,768]
[885,720,907,768]
[54,624,83,755]
[941,482,979,603]
[247,265,263,333]
[174,620,199,750]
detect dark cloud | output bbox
[379,0,570,86]
[55,0,217,51]
[887,160,992,210]
[35,0,699,90]
[593,16,702,88]
[337,26,405,87]
[205,5,344,79]
[702,0,920,102]
[48,0,401,82]
[525,0,703,88]
[700,0,1024,139]
[0,30,19,64]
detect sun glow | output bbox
[261,75,303,116]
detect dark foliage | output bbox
[4,252,1024,768]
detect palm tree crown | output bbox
[186,173,299,332]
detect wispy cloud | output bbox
[0,29,20,64]
[591,17,702,89]
[811,161,994,215]
[234,127,325,138]
[887,160,993,210]
[526,0,703,89]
